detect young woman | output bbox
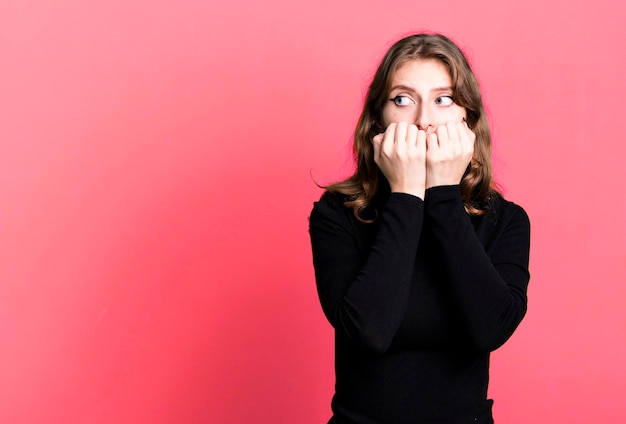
[309,33,531,423]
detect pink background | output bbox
[2,0,625,422]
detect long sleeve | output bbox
[423,185,531,352]
[309,192,424,355]
[310,186,531,423]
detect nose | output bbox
[414,104,433,132]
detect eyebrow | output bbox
[389,85,453,93]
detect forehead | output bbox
[390,59,452,88]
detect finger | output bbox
[460,119,473,135]
[464,121,476,143]
[458,121,475,152]
[445,121,461,156]
[394,121,408,150]
[416,129,427,156]
[426,132,438,152]
[384,122,397,139]
[381,123,396,156]
[436,124,449,149]
[406,124,419,157]
[406,124,418,146]
[416,129,427,149]
[446,121,459,144]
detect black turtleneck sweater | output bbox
[309,185,530,424]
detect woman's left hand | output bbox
[425,120,475,189]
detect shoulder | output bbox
[479,193,531,263]
[311,191,350,218]
[487,193,530,228]
[472,193,530,252]
[309,191,379,245]
[310,191,353,231]
[315,190,347,208]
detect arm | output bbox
[309,192,424,355]
[424,186,531,352]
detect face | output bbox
[382,59,466,131]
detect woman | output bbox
[309,33,531,423]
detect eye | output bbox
[390,95,415,106]
[434,96,454,106]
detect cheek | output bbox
[452,105,467,120]
[436,105,466,124]
[382,106,411,127]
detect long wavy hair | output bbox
[327,33,498,222]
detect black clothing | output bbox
[309,185,530,423]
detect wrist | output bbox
[390,185,425,200]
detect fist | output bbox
[371,122,427,199]
[425,120,475,189]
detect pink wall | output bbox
[1,0,625,422]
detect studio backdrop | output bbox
[1,0,625,422]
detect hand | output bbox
[425,120,475,189]
[371,122,427,199]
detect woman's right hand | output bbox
[372,122,427,199]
